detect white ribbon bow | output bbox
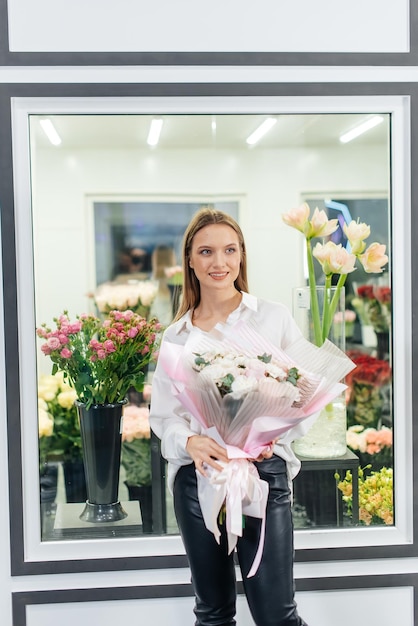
[196,457,269,577]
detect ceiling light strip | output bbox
[147,118,164,146]
[246,118,277,146]
[339,115,384,144]
[39,119,61,146]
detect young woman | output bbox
[149,208,309,626]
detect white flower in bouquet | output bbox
[264,361,291,381]
[193,351,301,403]
[229,373,258,395]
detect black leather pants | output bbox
[173,456,308,626]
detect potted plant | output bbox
[37,309,161,522]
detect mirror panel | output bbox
[10,96,412,565]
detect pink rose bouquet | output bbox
[37,310,161,409]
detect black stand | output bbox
[293,449,359,527]
[125,483,153,533]
[150,431,167,534]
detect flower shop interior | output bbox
[1,1,418,625]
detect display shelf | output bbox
[293,449,360,527]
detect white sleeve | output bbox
[256,299,303,350]
[281,304,304,349]
[149,336,197,467]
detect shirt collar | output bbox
[174,291,257,335]
[239,291,257,311]
[173,312,191,335]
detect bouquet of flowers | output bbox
[121,402,152,487]
[346,350,391,428]
[37,310,161,409]
[282,203,388,346]
[337,466,393,526]
[192,349,314,444]
[352,284,391,333]
[160,321,355,575]
[91,280,159,320]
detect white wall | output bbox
[24,587,414,626]
[1,0,416,622]
[7,0,409,53]
[32,141,388,360]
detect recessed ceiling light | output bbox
[339,115,384,144]
[39,119,61,146]
[246,118,277,146]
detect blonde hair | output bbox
[174,208,248,321]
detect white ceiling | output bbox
[30,113,389,151]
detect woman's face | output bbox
[189,223,241,293]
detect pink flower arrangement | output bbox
[346,425,392,455]
[37,310,161,409]
[122,404,151,442]
[121,402,152,487]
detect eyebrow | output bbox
[196,242,238,249]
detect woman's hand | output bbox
[186,434,229,476]
[252,440,278,462]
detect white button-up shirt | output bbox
[149,291,310,492]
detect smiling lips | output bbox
[209,272,228,280]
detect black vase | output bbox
[76,401,127,523]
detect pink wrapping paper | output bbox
[159,321,355,576]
